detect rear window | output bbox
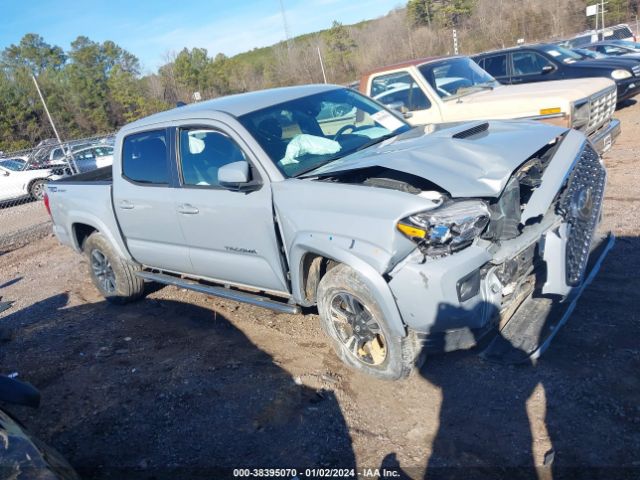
[122,130,168,184]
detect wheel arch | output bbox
[290,237,406,338]
[66,212,132,261]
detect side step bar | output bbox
[136,271,301,315]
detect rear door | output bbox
[172,123,289,293]
[113,128,192,273]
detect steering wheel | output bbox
[333,124,357,140]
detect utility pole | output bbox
[31,74,78,174]
[601,0,606,30]
[317,46,327,84]
[279,0,293,51]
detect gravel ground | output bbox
[0,199,51,251]
[0,102,639,479]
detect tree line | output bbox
[1,0,638,152]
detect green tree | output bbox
[324,21,357,80]
[0,33,65,74]
[173,47,213,93]
[407,0,434,27]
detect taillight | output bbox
[43,192,51,217]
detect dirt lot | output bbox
[1,103,639,479]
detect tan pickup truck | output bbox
[359,56,620,154]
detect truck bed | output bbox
[53,166,112,184]
[46,169,127,257]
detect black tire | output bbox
[317,263,422,380]
[29,179,47,201]
[83,232,144,304]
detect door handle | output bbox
[177,203,199,215]
[118,200,134,210]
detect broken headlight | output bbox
[397,200,490,255]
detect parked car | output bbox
[581,41,640,61]
[472,44,640,104]
[563,23,636,48]
[67,145,114,173]
[0,156,62,202]
[0,375,79,479]
[46,85,611,379]
[359,55,619,154]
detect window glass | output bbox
[0,159,26,171]
[75,149,95,160]
[372,72,431,111]
[512,51,553,75]
[482,54,508,77]
[122,130,168,184]
[418,57,497,99]
[94,146,113,157]
[238,88,410,178]
[179,129,246,187]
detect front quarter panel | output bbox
[273,179,439,337]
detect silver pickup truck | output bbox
[45,85,612,379]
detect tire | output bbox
[29,179,47,201]
[317,263,422,380]
[83,232,144,304]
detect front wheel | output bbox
[317,264,422,380]
[83,232,144,304]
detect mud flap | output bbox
[481,232,614,364]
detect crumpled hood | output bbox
[310,120,569,198]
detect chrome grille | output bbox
[633,65,640,77]
[558,143,606,286]
[587,87,616,134]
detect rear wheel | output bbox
[29,179,46,200]
[83,232,144,304]
[317,264,421,380]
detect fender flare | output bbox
[66,210,132,261]
[289,234,406,338]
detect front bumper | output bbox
[388,218,611,355]
[588,118,620,155]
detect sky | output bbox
[1,0,402,73]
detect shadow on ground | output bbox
[380,235,640,479]
[0,296,355,478]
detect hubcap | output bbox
[90,249,116,294]
[32,182,44,200]
[328,292,387,366]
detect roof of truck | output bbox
[124,84,341,129]
[361,56,449,77]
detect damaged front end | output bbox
[386,130,612,361]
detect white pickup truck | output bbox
[45,85,612,379]
[359,56,620,155]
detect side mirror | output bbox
[218,161,260,192]
[541,65,555,74]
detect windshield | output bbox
[418,57,498,100]
[0,159,26,171]
[611,40,640,49]
[540,45,582,63]
[574,48,604,59]
[238,88,410,178]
